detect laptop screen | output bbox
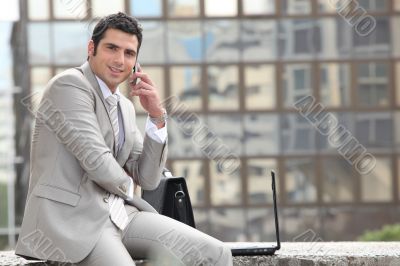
[228,170,281,256]
[271,171,280,250]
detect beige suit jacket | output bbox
[15,62,167,263]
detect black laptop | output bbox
[228,170,281,256]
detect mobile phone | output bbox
[131,62,141,85]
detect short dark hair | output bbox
[90,12,143,57]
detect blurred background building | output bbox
[1,0,400,250]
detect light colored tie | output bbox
[106,94,120,152]
[106,94,129,230]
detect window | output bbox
[353,17,390,58]
[281,0,312,15]
[92,0,125,17]
[139,22,166,64]
[207,65,239,110]
[281,114,316,154]
[168,0,200,17]
[319,63,351,107]
[396,62,400,106]
[210,161,242,205]
[317,112,355,152]
[355,112,393,150]
[28,23,51,64]
[244,114,280,155]
[28,0,49,20]
[205,0,238,17]
[170,66,202,110]
[317,18,352,59]
[394,112,400,153]
[53,0,88,19]
[321,158,355,202]
[193,209,210,233]
[356,62,390,107]
[53,22,89,65]
[19,0,400,246]
[167,20,202,63]
[207,114,243,156]
[317,0,338,13]
[282,64,313,108]
[168,114,205,158]
[358,0,389,11]
[244,64,276,110]
[0,23,13,90]
[361,157,392,202]
[247,159,278,204]
[278,19,316,59]
[241,20,277,61]
[242,0,275,15]
[130,0,162,17]
[392,17,400,58]
[398,157,400,199]
[246,208,276,241]
[283,208,320,240]
[209,208,245,241]
[204,20,240,62]
[0,182,8,228]
[284,159,317,203]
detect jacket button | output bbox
[119,185,127,193]
[103,197,109,203]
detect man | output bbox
[16,12,232,266]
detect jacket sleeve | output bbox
[38,72,132,199]
[124,106,168,191]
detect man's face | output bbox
[88,28,138,92]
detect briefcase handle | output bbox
[162,168,173,178]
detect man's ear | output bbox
[88,40,94,57]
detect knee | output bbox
[215,244,233,266]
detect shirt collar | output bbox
[95,76,121,100]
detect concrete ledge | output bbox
[1,242,400,265]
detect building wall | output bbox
[0,13,18,250]
[3,0,400,249]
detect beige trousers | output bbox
[76,205,233,266]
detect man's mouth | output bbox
[109,66,123,73]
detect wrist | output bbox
[148,108,168,125]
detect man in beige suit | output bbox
[16,12,232,266]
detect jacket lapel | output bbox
[116,99,133,166]
[79,62,118,156]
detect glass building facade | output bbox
[1,0,400,250]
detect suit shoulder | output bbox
[49,68,87,87]
[46,68,94,95]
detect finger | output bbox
[136,62,142,72]
[131,81,156,92]
[130,88,153,97]
[132,72,154,86]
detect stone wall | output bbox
[1,242,400,266]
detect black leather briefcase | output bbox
[142,169,196,228]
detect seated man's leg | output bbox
[122,207,232,266]
[77,217,136,266]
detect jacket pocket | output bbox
[34,184,81,207]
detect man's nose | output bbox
[113,51,124,66]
